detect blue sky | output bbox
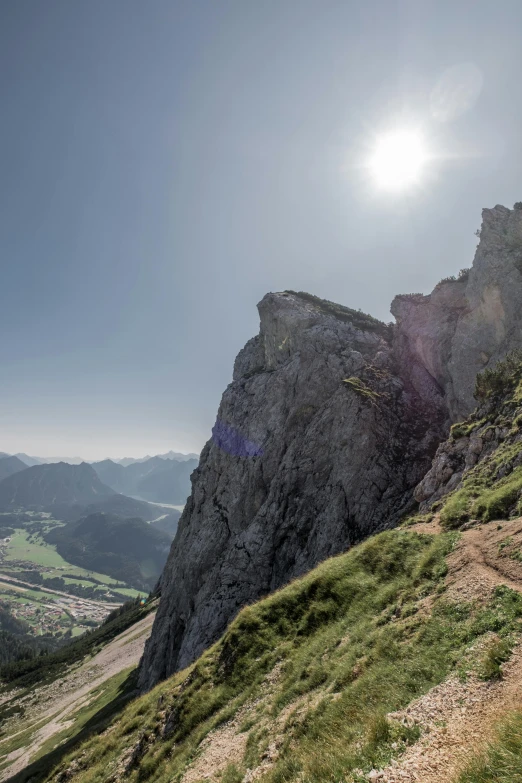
[2,0,522,460]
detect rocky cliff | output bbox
[392,204,522,420]
[415,350,522,523]
[138,204,522,691]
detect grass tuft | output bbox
[459,711,522,783]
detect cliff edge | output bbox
[138,204,522,691]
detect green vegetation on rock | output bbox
[436,353,522,528]
[474,350,522,403]
[342,376,381,403]
[435,267,470,287]
[450,419,487,440]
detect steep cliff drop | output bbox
[138,204,522,691]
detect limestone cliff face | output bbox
[138,204,522,692]
[392,204,522,420]
[138,296,446,690]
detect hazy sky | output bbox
[2,1,522,461]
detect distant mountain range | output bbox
[0,456,28,482]
[13,454,85,466]
[92,456,197,505]
[0,451,198,507]
[2,451,198,467]
[0,461,177,521]
[114,451,198,466]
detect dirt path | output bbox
[373,518,522,783]
[0,611,156,781]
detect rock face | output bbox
[138,204,522,691]
[392,204,522,420]
[138,299,445,689]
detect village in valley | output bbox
[0,513,142,640]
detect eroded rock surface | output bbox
[393,204,522,420]
[138,292,447,689]
[138,204,522,691]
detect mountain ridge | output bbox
[5,204,522,782]
[0,462,114,511]
[0,455,28,482]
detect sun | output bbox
[368,130,427,192]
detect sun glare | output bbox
[368,130,427,192]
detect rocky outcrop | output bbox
[138,294,445,689]
[393,204,522,420]
[138,204,522,691]
[415,356,522,515]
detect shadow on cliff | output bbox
[5,671,137,783]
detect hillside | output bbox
[0,463,114,511]
[0,601,58,666]
[9,528,522,782]
[56,492,168,523]
[44,513,173,591]
[150,510,181,537]
[0,456,28,482]
[0,599,157,782]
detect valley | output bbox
[0,456,180,667]
[0,512,143,643]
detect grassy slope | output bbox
[432,355,522,782]
[458,711,522,783]
[27,528,522,783]
[4,530,67,567]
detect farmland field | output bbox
[2,529,141,595]
[4,530,68,567]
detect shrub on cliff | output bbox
[474,350,522,402]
